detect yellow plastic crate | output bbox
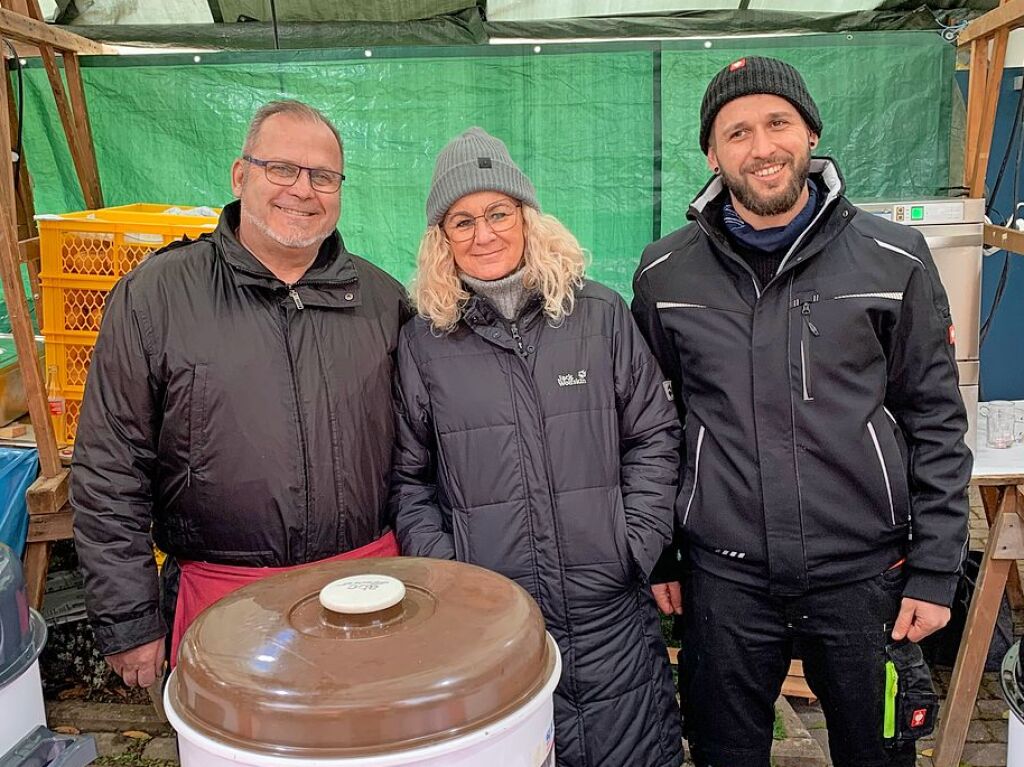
[51,391,82,448]
[38,204,220,445]
[44,332,95,395]
[38,204,219,282]
[41,276,115,335]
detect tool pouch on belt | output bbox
[883,640,938,747]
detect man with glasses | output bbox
[72,100,410,689]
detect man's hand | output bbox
[105,637,166,688]
[891,598,951,643]
[652,581,683,615]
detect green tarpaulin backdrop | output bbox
[20,31,954,297]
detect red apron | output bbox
[170,530,399,667]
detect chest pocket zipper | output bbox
[796,295,819,402]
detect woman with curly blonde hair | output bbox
[390,127,683,767]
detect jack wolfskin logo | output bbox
[911,709,928,728]
[662,380,673,401]
[557,370,588,387]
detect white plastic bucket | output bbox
[167,635,560,767]
[1009,709,1024,767]
[0,659,46,754]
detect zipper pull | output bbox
[288,288,304,310]
[510,322,526,355]
[801,303,819,336]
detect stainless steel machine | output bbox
[856,198,983,453]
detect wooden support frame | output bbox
[0,7,112,54]
[932,485,1024,767]
[0,2,113,607]
[960,1,1024,198]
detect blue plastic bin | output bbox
[0,449,39,557]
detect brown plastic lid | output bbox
[167,556,554,757]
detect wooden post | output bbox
[965,36,989,188]
[932,486,1024,767]
[980,485,1024,610]
[970,30,1010,197]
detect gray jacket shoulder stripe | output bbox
[638,251,673,277]
[873,238,924,266]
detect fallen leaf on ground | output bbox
[52,726,80,735]
[121,730,152,740]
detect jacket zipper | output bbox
[682,425,706,526]
[509,331,581,682]
[866,421,897,525]
[799,296,820,402]
[279,297,311,556]
[510,321,527,356]
[288,287,304,310]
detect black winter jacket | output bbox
[632,160,972,606]
[72,202,410,655]
[390,282,683,767]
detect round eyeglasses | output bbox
[242,155,345,193]
[443,202,521,243]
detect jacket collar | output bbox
[211,200,362,309]
[686,157,854,291]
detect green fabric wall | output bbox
[20,32,953,297]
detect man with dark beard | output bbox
[632,57,971,767]
[72,100,410,689]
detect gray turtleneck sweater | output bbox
[461,268,529,320]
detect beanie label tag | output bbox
[477,157,492,169]
[729,58,747,72]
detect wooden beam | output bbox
[0,7,113,54]
[22,540,50,610]
[965,37,988,187]
[18,235,37,263]
[27,507,73,543]
[932,488,1021,767]
[983,222,1024,254]
[970,29,1009,197]
[0,205,60,476]
[8,76,37,242]
[26,468,69,516]
[61,52,102,207]
[36,49,102,209]
[980,486,1024,611]
[958,0,1024,45]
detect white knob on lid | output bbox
[319,574,406,615]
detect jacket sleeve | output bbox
[388,328,456,560]
[612,294,682,579]
[631,256,687,582]
[886,233,972,607]
[70,278,166,656]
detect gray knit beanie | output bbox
[426,127,540,226]
[699,56,823,153]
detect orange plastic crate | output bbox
[51,391,82,448]
[38,204,219,282]
[44,332,96,395]
[38,204,219,444]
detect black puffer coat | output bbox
[390,281,683,767]
[72,202,410,655]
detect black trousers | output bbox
[679,566,924,767]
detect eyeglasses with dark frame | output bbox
[442,201,522,243]
[242,155,345,193]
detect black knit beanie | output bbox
[699,56,822,153]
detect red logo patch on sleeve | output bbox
[729,58,747,72]
[911,708,928,728]
[947,324,956,346]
